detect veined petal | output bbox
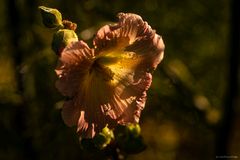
[55,41,94,127]
[55,13,165,138]
[92,13,165,124]
[55,40,93,98]
[56,41,117,137]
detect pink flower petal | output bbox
[55,13,165,138]
[55,40,93,97]
[92,13,164,124]
[61,100,79,127]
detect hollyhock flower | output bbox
[55,13,165,138]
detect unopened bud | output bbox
[102,125,114,139]
[127,123,141,138]
[39,6,64,29]
[51,29,78,54]
[93,125,114,149]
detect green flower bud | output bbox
[93,125,114,149]
[39,6,64,29]
[127,123,141,138]
[102,125,114,139]
[51,29,78,54]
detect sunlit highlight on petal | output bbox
[55,13,165,138]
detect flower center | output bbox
[90,58,115,81]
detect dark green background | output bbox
[0,0,239,160]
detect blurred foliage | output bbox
[0,0,239,160]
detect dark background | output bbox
[0,0,239,160]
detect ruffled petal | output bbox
[56,41,117,137]
[55,41,94,127]
[91,13,164,124]
[55,13,164,138]
[55,40,94,97]
[77,111,96,138]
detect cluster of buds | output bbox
[81,124,145,154]
[39,6,78,54]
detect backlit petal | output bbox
[55,41,93,98]
[92,13,164,124]
[55,13,165,138]
[55,41,93,127]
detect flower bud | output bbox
[51,29,78,55]
[39,6,64,29]
[93,125,114,149]
[127,123,141,138]
[102,125,114,139]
